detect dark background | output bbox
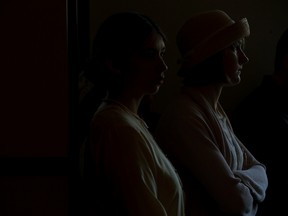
[0,0,287,215]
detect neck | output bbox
[185,84,223,111]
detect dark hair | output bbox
[84,11,166,88]
[274,28,288,72]
[180,51,225,86]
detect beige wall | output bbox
[89,0,288,115]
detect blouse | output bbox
[84,99,185,216]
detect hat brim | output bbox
[178,18,250,76]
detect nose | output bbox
[159,57,168,72]
[239,49,249,65]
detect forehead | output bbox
[141,31,166,50]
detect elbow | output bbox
[220,185,255,215]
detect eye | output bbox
[140,50,155,59]
[230,43,239,51]
[139,48,166,60]
[230,41,244,53]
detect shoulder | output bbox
[91,104,133,128]
[157,93,211,140]
[90,104,148,148]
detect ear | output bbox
[105,59,121,75]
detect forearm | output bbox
[233,165,268,202]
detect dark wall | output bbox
[1,1,68,157]
[0,0,88,215]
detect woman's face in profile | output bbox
[222,39,249,86]
[123,31,168,96]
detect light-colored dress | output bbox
[84,99,185,216]
[155,87,268,216]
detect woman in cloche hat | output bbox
[155,10,268,216]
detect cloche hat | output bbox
[177,10,250,76]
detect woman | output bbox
[231,27,288,216]
[155,10,268,216]
[80,11,185,216]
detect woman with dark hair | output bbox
[155,10,268,216]
[80,11,185,216]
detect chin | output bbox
[225,77,241,86]
[234,76,241,84]
[149,86,160,95]
[233,79,241,85]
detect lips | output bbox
[157,76,165,85]
[158,79,164,85]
